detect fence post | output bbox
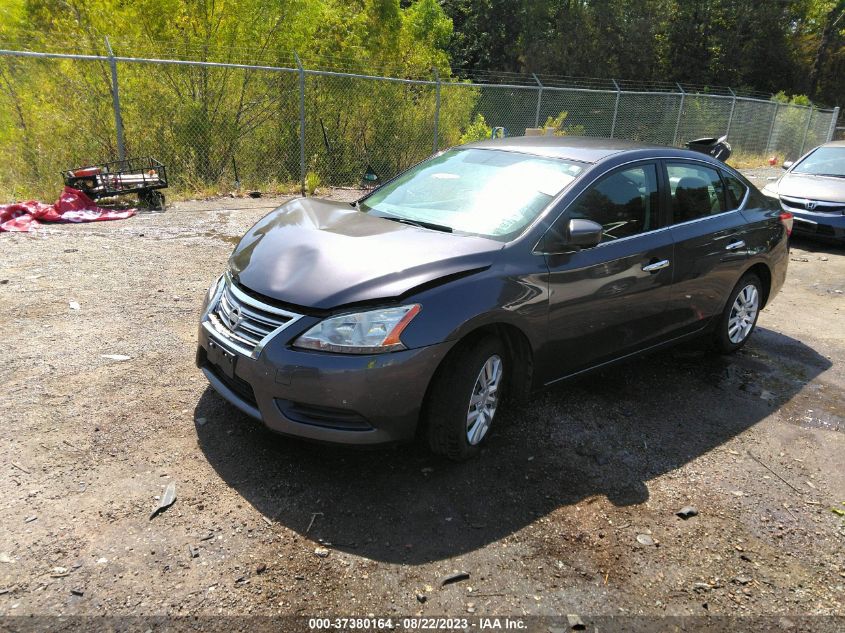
[610,79,620,138]
[673,83,685,146]
[726,87,736,138]
[765,102,779,155]
[433,68,441,154]
[294,53,306,196]
[532,73,543,129]
[799,105,813,156]
[827,106,840,142]
[104,37,125,162]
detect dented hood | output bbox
[228,197,502,310]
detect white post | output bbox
[765,102,779,155]
[105,37,125,161]
[610,79,620,138]
[827,107,840,142]
[433,68,440,153]
[673,83,685,146]
[532,73,543,129]
[799,105,813,156]
[726,87,736,138]
[295,52,306,196]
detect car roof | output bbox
[461,135,674,164]
[821,140,845,148]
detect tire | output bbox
[139,190,165,211]
[714,272,763,354]
[424,336,506,461]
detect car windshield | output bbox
[792,146,845,177]
[358,148,585,239]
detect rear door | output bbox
[541,161,676,382]
[664,160,752,335]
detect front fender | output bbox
[398,263,549,354]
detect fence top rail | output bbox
[0,48,107,62]
[0,46,838,109]
[302,67,436,85]
[0,48,301,73]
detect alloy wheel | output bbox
[466,354,502,445]
[728,284,759,344]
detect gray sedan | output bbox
[762,140,845,243]
[197,137,790,460]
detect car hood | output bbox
[228,197,503,310]
[770,173,845,202]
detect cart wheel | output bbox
[139,190,165,211]
[152,191,166,211]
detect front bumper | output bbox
[196,323,451,445]
[788,210,845,242]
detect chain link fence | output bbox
[0,47,839,200]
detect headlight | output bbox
[293,304,421,354]
[206,274,224,301]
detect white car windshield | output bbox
[792,146,845,177]
[359,148,585,239]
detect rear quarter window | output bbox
[723,173,748,210]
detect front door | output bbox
[541,162,676,383]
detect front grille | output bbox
[205,276,302,356]
[780,195,845,215]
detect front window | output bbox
[358,148,585,240]
[791,146,845,177]
[567,164,659,241]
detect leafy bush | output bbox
[458,113,492,144]
[543,111,586,136]
[305,170,321,196]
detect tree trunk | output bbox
[808,0,845,97]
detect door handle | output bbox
[725,240,746,251]
[642,259,670,272]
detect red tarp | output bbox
[0,187,136,232]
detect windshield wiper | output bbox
[812,173,845,179]
[383,216,453,233]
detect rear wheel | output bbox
[714,273,762,353]
[425,336,506,461]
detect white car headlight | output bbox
[293,304,421,354]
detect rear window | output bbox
[667,162,726,223]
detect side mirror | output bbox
[567,218,604,248]
[543,218,603,253]
[782,160,793,170]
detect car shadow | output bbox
[194,327,830,564]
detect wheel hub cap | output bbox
[466,354,502,445]
[728,284,759,344]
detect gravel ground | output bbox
[1,175,843,627]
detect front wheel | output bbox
[714,273,762,353]
[424,336,506,461]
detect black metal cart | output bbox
[62,157,168,210]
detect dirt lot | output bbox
[1,173,844,627]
